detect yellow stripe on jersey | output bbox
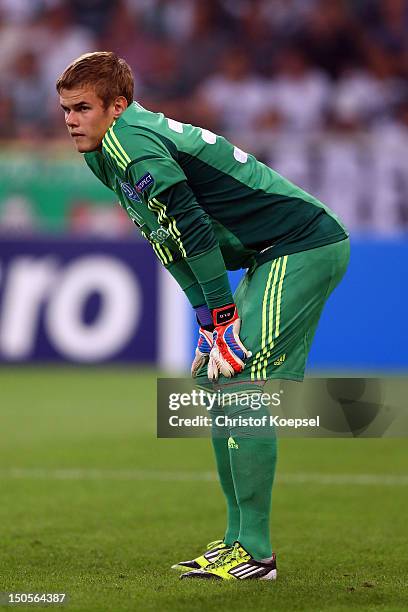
[152,243,164,264]
[162,245,174,264]
[102,136,126,171]
[163,245,174,263]
[107,127,131,165]
[148,199,166,224]
[103,130,128,169]
[140,225,174,266]
[152,243,171,266]
[152,197,187,257]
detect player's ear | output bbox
[113,96,128,118]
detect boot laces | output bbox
[206,543,242,570]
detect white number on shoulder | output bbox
[167,118,183,133]
[200,129,217,144]
[233,147,248,163]
[167,119,247,165]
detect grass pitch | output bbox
[0,368,407,612]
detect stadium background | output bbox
[0,1,407,611]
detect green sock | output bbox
[225,393,277,560]
[210,396,240,547]
[211,436,240,546]
[229,436,277,560]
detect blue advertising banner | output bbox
[307,239,408,370]
[0,239,158,363]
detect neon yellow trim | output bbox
[251,259,278,381]
[153,243,168,265]
[153,197,187,257]
[148,199,166,224]
[258,258,281,379]
[262,259,284,377]
[275,255,288,338]
[152,243,173,265]
[267,258,282,346]
[262,257,287,377]
[163,246,173,262]
[262,348,274,379]
[104,131,128,168]
[103,139,126,171]
[108,127,131,164]
[261,260,277,350]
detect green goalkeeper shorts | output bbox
[196,238,350,385]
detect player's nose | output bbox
[65,111,79,127]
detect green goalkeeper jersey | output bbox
[84,101,347,309]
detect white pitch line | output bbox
[0,469,407,486]
[279,473,408,486]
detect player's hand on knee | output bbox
[208,304,252,380]
[191,327,214,377]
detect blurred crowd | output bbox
[0,0,407,138]
[0,0,407,234]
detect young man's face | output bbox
[59,87,127,153]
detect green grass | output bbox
[0,368,407,611]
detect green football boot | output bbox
[171,539,231,571]
[180,542,277,580]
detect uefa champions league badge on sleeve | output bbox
[120,181,141,202]
[135,173,154,193]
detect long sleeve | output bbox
[105,123,234,308]
[133,177,234,309]
[164,259,206,309]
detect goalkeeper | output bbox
[56,52,349,581]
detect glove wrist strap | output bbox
[212,303,238,326]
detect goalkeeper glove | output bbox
[208,303,251,380]
[191,304,214,377]
[191,327,214,377]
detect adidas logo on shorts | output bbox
[273,354,286,366]
[227,437,239,450]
